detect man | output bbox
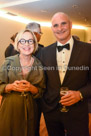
[88,40,91,136]
[38,12,91,136]
[26,22,44,57]
[5,32,19,57]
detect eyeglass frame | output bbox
[18,38,35,45]
[38,32,43,35]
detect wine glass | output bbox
[60,87,69,112]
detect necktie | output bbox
[57,43,70,52]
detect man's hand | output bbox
[59,91,81,106]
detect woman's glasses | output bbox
[18,39,35,45]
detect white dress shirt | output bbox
[56,37,74,84]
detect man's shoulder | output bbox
[37,42,57,60]
[42,42,57,51]
[38,43,44,48]
[74,39,91,48]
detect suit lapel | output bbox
[62,40,81,84]
[50,42,61,86]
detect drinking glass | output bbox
[60,87,69,112]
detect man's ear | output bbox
[70,21,72,29]
[51,25,53,31]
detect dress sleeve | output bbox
[0,60,10,95]
[33,74,45,99]
[32,63,46,99]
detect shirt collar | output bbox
[57,36,74,47]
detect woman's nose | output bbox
[25,41,29,45]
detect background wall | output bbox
[0,18,25,66]
[85,27,91,42]
[72,29,86,42]
[40,27,86,46]
[0,17,90,66]
[40,26,56,46]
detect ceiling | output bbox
[0,0,91,27]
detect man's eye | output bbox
[53,24,58,27]
[61,22,67,25]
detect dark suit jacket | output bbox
[38,39,91,115]
[34,43,44,57]
[5,44,19,58]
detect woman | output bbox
[0,29,45,136]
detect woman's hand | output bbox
[17,80,31,92]
[5,80,28,92]
[5,80,38,94]
[20,80,38,94]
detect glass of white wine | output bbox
[60,87,69,112]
